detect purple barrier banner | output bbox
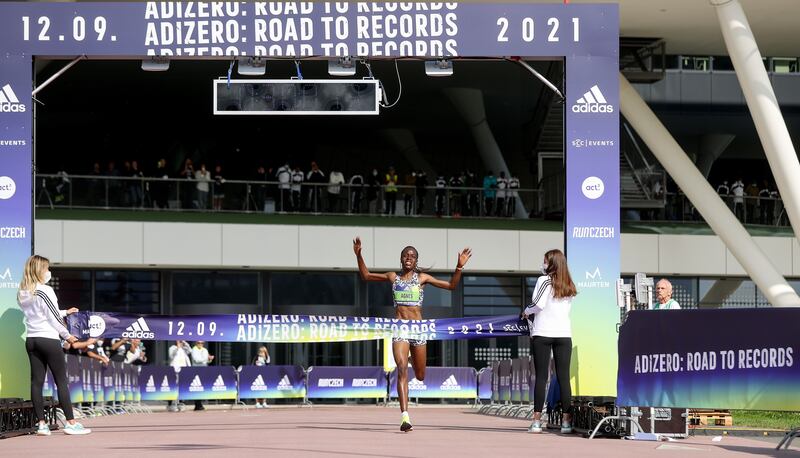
[42,368,55,399]
[92,361,104,403]
[66,354,83,403]
[511,358,523,402]
[491,361,500,402]
[390,367,477,399]
[618,309,800,411]
[140,366,177,401]
[497,360,511,402]
[81,357,94,402]
[113,361,125,402]
[307,366,386,399]
[478,367,492,400]
[177,366,237,401]
[103,362,115,402]
[239,365,306,400]
[67,312,528,343]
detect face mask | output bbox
[97,340,104,347]
[372,170,378,176]
[541,264,548,275]
[44,270,52,284]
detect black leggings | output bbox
[531,336,572,414]
[26,337,74,422]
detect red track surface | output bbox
[3,406,796,457]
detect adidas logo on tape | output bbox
[0,84,26,113]
[189,375,204,392]
[440,374,462,391]
[277,374,293,391]
[122,317,155,339]
[212,375,227,392]
[145,375,156,393]
[572,85,614,114]
[408,378,427,391]
[250,374,268,392]
[160,375,171,392]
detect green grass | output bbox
[730,410,800,430]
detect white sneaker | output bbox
[63,422,91,435]
[255,403,263,409]
[36,423,51,436]
[528,420,543,433]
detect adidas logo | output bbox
[571,85,614,113]
[189,375,204,392]
[145,375,156,392]
[250,374,268,391]
[440,374,462,391]
[160,375,171,392]
[122,317,155,339]
[277,374,292,391]
[0,84,26,113]
[212,374,227,392]
[408,378,427,391]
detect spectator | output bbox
[291,165,304,212]
[403,171,416,215]
[716,180,731,210]
[306,161,326,212]
[179,158,195,209]
[276,161,292,212]
[367,169,381,214]
[105,161,121,207]
[745,181,759,224]
[759,180,774,225]
[483,171,497,216]
[153,159,170,210]
[496,171,508,216]
[507,174,520,217]
[109,338,130,363]
[168,340,192,412]
[349,171,364,213]
[731,178,744,221]
[415,170,428,215]
[652,279,681,310]
[212,164,225,211]
[195,163,212,210]
[191,341,214,411]
[328,169,345,213]
[253,346,270,409]
[129,160,144,208]
[465,170,480,217]
[384,166,398,215]
[252,165,268,212]
[89,162,102,205]
[435,173,447,217]
[448,173,463,216]
[70,338,110,366]
[124,338,147,365]
[121,161,133,206]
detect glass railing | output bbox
[637,192,788,227]
[35,174,541,219]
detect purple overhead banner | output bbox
[0,2,618,399]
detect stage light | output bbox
[238,57,266,76]
[425,59,453,77]
[328,56,356,77]
[141,56,169,72]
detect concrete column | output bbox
[696,133,735,178]
[713,0,800,237]
[444,88,527,218]
[698,279,743,308]
[620,75,800,307]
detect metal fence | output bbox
[35,174,541,219]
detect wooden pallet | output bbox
[688,409,733,427]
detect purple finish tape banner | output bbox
[177,366,237,401]
[307,366,386,399]
[389,366,477,399]
[239,365,306,400]
[618,309,800,411]
[67,311,529,343]
[140,365,178,401]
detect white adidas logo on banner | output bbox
[122,317,155,339]
[408,378,427,391]
[250,374,268,391]
[0,84,26,113]
[160,375,171,392]
[212,374,227,392]
[440,374,462,391]
[189,375,204,392]
[277,374,293,391]
[145,375,156,393]
[571,85,614,114]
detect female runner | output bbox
[353,237,472,432]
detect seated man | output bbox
[652,279,681,310]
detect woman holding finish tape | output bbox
[353,237,472,432]
[522,249,577,434]
[17,255,92,435]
